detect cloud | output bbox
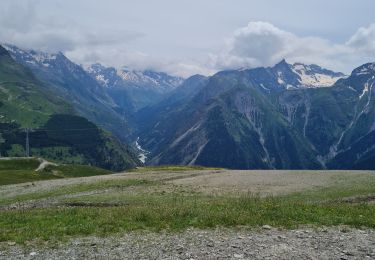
[347,24,375,53]
[0,0,204,77]
[0,0,143,53]
[209,22,375,74]
[1,0,375,77]
[66,47,214,78]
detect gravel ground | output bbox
[3,170,374,201]
[1,227,374,259]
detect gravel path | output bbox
[1,227,374,259]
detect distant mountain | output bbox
[271,59,346,89]
[3,44,131,142]
[0,45,140,170]
[86,63,184,111]
[136,60,375,170]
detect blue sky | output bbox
[1,0,375,76]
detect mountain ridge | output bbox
[0,44,140,170]
[136,60,375,170]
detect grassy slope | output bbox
[0,169,374,243]
[0,49,71,128]
[0,158,111,185]
[0,46,140,171]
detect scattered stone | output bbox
[176,244,184,254]
[1,227,374,259]
[262,225,272,230]
[7,242,16,246]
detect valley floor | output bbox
[0,169,375,259]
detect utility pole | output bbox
[25,128,30,157]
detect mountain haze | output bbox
[86,63,183,112]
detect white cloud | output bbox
[347,24,375,53]
[209,22,375,74]
[0,1,143,53]
[66,47,214,78]
[1,0,375,77]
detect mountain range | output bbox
[85,63,183,112]
[135,60,375,170]
[4,45,182,141]
[1,43,375,170]
[0,45,140,170]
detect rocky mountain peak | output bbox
[352,63,375,76]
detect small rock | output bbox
[234,253,244,258]
[176,245,184,254]
[29,252,37,256]
[7,241,16,246]
[262,225,272,230]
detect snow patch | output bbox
[359,82,369,99]
[95,75,109,87]
[291,63,344,88]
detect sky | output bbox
[1,0,375,77]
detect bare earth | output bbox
[1,169,374,200]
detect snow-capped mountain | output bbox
[4,45,58,67]
[2,44,137,142]
[86,63,183,93]
[291,63,346,88]
[352,62,375,76]
[137,61,375,170]
[3,44,108,99]
[86,63,184,112]
[271,59,346,89]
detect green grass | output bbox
[0,193,374,243]
[0,179,150,206]
[0,158,112,185]
[130,165,224,172]
[284,173,375,202]
[44,164,111,178]
[1,171,375,243]
[0,158,40,170]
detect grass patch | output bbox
[44,164,111,178]
[130,165,224,172]
[0,158,40,171]
[0,193,374,243]
[1,170,375,243]
[285,173,375,202]
[0,158,112,185]
[0,179,151,206]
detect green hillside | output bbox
[0,158,111,185]
[0,45,140,171]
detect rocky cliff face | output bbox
[137,61,375,170]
